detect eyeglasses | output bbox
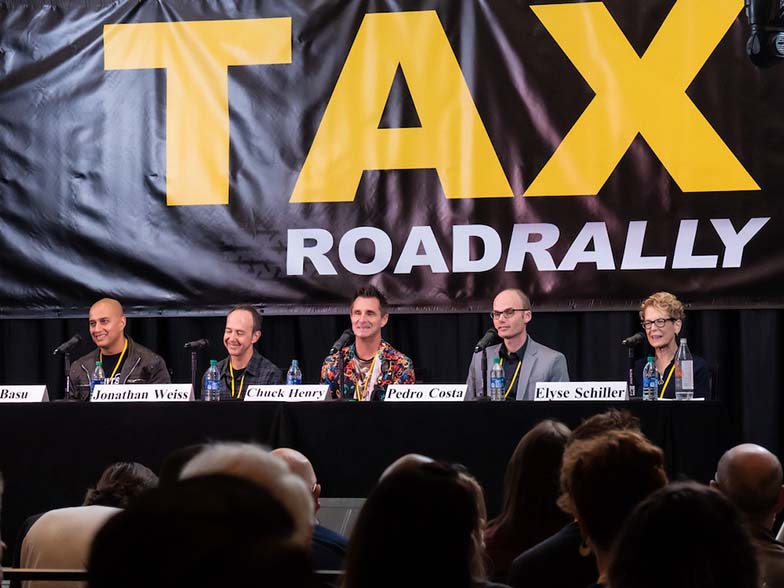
[640,318,677,330]
[490,308,530,320]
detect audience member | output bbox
[20,462,158,588]
[179,441,315,546]
[609,482,758,588]
[711,443,784,588]
[343,460,509,588]
[557,429,668,587]
[271,448,349,572]
[88,474,317,588]
[507,409,640,588]
[484,419,571,580]
[157,443,204,489]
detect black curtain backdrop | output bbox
[1,308,782,456]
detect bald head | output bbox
[89,298,127,354]
[715,443,784,522]
[380,454,434,480]
[494,289,530,310]
[271,448,316,488]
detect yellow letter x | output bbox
[526,0,758,196]
[104,19,291,206]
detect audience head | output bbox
[271,447,321,510]
[343,461,484,588]
[157,444,205,489]
[83,461,158,508]
[609,482,758,588]
[711,443,784,527]
[380,453,434,479]
[180,442,315,546]
[88,474,316,588]
[492,419,571,551]
[558,430,667,555]
[570,408,640,443]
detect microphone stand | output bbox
[480,349,488,399]
[191,351,198,400]
[64,352,72,400]
[627,346,637,399]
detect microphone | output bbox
[474,328,500,353]
[184,338,210,350]
[53,334,82,356]
[329,329,355,355]
[621,332,646,347]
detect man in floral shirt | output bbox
[321,286,415,400]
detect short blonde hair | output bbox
[639,292,685,321]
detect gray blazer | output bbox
[465,336,569,401]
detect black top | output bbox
[632,353,709,399]
[507,521,597,588]
[498,338,529,401]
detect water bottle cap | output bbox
[96,361,102,366]
[292,359,299,367]
[680,338,687,344]
[209,359,217,365]
[647,356,654,362]
[493,357,500,364]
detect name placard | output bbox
[385,384,467,402]
[0,385,49,403]
[244,385,329,402]
[534,382,628,401]
[91,384,194,402]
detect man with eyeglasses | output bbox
[465,288,569,400]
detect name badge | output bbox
[244,385,329,402]
[0,385,49,403]
[385,384,467,402]
[91,384,194,402]
[534,381,628,401]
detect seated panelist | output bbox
[207,305,283,400]
[321,286,415,400]
[633,291,709,398]
[465,289,569,401]
[68,298,170,400]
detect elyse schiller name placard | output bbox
[534,382,628,401]
[244,385,329,402]
[385,384,467,402]
[0,385,49,402]
[91,384,194,402]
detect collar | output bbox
[500,336,528,362]
[223,349,260,376]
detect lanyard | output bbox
[500,356,523,399]
[355,353,379,401]
[659,364,676,399]
[230,363,246,399]
[100,338,128,381]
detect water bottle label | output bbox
[680,360,694,389]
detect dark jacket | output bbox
[67,336,170,400]
[212,350,282,400]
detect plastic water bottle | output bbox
[90,361,105,396]
[287,359,302,385]
[674,339,694,400]
[489,358,505,401]
[203,359,221,401]
[642,356,659,401]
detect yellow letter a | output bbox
[291,11,512,202]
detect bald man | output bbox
[465,288,569,401]
[712,443,784,588]
[67,298,170,400]
[271,448,348,571]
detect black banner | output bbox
[0,0,780,316]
